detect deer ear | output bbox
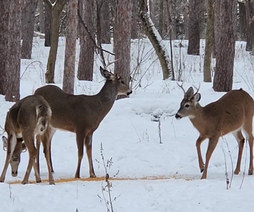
[100,66,112,79]
[185,87,194,98]
[193,93,201,102]
[2,136,7,151]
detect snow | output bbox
[0,38,254,211]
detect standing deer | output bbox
[175,85,254,179]
[34,66,132,178]
[0,95,54,184]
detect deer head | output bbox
[2,136,26,177]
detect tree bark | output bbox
[44,0,52,46]
[114,0,132,85]
[187,0,202,55]
[213,0,236,92]
[203,0,214,82]
[44,0,67,83]
[5,0,21,102]
[38,0,45,33]
[21,0,38,59]
[139,0,171,80]
[77,0,96,81]
[98,0,111,43]
[0,1,10,95]
[63,0,78,94]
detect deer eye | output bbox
[184,103,190,108]
[120,80,125,84]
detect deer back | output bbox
[34,67,132,132]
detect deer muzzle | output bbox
[175,113,182,119]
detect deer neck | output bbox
[96,80,118,110]
[188,103,206,132]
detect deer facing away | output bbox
[175,86,254,179]
[34,66,132,178]
[0,95,54,184]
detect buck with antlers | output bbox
[175,84,254,179]
[0,95,54,184]
[34,66,132,178]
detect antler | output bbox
[177,81,186,94]
[105,54,119,70]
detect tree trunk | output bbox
[45,0,67,83]
[44,0,54,47]
[246,1,254,53]
[21,0,38,59]
[38,0,45,33]
[114,0,132,85]
[213,0,236,92]
[0,1,10,95]
[239,1,247,41]
[77,0,96,81]
[187,0,202,55]
[203,0,214,82]
[98,0,111,43]
[131,0,140,39]
[63,0,78,94]
[139,0,171,79]
[5,0,21,102]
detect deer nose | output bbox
[127,90,132,95]
[175,113,182,119]
[12,171,18,177]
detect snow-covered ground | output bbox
[0,38,254,212]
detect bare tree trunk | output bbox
[114,0,132,85]
[213,0,236,92]
[21,0,38,59]
[187,0,202,55]
[139,0,171,79]
[183,0,189,39]
[131,0,140,39]
[245,0,254,53]
[63,0,78,94]
[77,0,96,81]
[98,0,111,43]
[44,1,52,46]
[38,0,45,33]
[203,0,214,82]
[0,1,10,95]
[239,1,247,41]
[44,0,67,83]
[5,0,21,102]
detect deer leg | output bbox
[233,131,244,175]
[85,134,96,178]
[243,124,254,175]
[201,137,219,179]
[196,135,206,173]
[22,136,40,184]
[41,133,55,185]
[36,135,41,175]
[75,132,85,178]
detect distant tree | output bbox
[63,0,78,94]
[213,0,237,92]
[187,0,203,55]
[38,0,45,33]
[114,0,132,86]
[0,1,10,95]
[44,0,67,83]
[203,0,214,82]
[44,1,52,46]
[139,0,172,79]
[238,1,247,41]
[21,0,38,59]
[5,0,21,102]
[97,0,111,44]
[77,0,96,81]
[245,0,254,53]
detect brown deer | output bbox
[34,66,132,178]
[0,95,54,184]
[175,85,254,179]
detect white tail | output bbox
[0,95,54,184]
[175,86,254,179]
[34,66,132,178]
